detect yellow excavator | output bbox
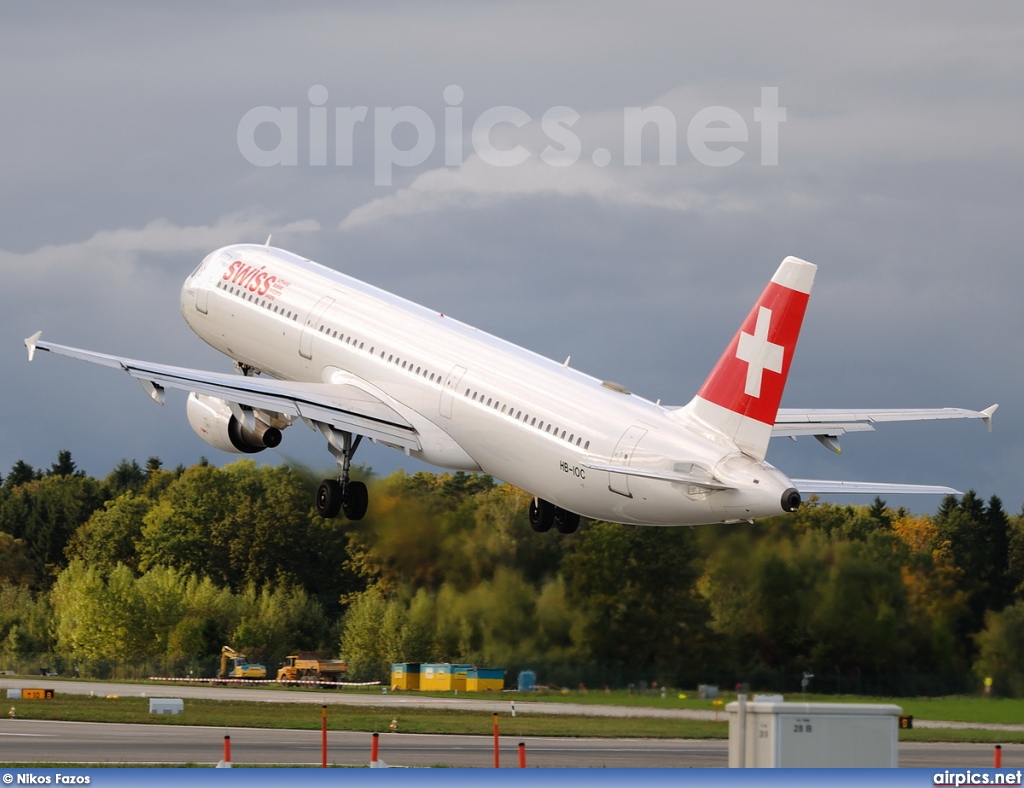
[217,646,267,680]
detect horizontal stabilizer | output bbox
[774,405,997,453]
[775,406,996,433]
[792,479,962,496]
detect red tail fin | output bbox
[687,256,816,460]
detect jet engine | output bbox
[186,392,283,454]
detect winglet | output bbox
[25,331,42,362]
[981,404,998,433]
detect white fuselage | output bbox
[180,244,794,525]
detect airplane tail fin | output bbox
[683,256,816,461]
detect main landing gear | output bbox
[529,497,581,534]
[316,430,368,520]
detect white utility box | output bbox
[726,701,901,767]
[149,698,184,715]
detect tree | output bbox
[934,491,1013,649]
[230,583,329,665]
[805,539,910,671]
[47,450,81,478]
[4,460,39,489]
[891,512,969,672]
[0,583,52,657]
[0,532,36,586]
[561,523,709,680]
[699,526,824,672]
[0,473,103,586]
[51,562,149,662]
[338,590,392,681]
[103,460,146,498]
[974,602,1024,696]
[65,492,152,572]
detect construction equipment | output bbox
[218,646,267,680]
[276,653,348,686]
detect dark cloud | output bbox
[1,2,1019,511]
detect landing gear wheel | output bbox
[316,429,368,520]
[342,480,369,521]
[316,479,343,519]
[529,497,555,532]
[555,509,581,534]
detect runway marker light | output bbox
[216,734,232,768]
[322,705,328,768]
[493,712,500,768]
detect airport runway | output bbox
[0,719,1017,768]
[1,719,716,767]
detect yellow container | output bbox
[420,663,450,691]
[467,677,504,692]
[466,668,505,692]
[419,663,475,691]
[390,663,421,690]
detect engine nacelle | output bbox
[186,392,282,454]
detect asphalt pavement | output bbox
[1,678,1020,768]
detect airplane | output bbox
[25,244,996,532]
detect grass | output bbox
[900,729,1024,744]
[5,694,726,739]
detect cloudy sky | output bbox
[2,2,1020,514]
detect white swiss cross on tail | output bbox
[687,256,817,461]
[736,306,784,398]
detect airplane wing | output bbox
[24,332,420,451]
[773,405,997,453]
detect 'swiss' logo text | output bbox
[222,260,290,300]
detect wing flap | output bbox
[771,422,876,439]
[26,335,420,450]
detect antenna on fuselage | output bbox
[264,234,272,249]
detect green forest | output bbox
[2,450,1024,696]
